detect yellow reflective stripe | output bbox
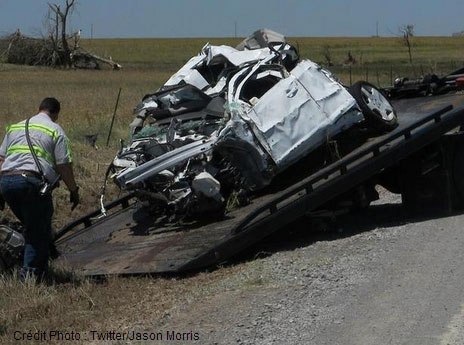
[64,136,73,163]
[6,123,58,141]
[6,145,55,165]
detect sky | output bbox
[1,0,464,38]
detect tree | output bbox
[321,45,333,66]
[400,24,414,64]
[47,0,77,67]
[2,0,121,69]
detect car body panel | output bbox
[237,60,361,166]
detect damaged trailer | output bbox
[3,30,464,275]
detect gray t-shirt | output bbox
[0,112,72,183]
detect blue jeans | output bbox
[0,175,53,275]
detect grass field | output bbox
[1,35,464,344]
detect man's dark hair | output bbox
[39,97,60,114]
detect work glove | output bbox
[69,187,80,211]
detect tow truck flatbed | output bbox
[55,93,464,275]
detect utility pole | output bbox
[234,21,237,38]
[376,20,379,37]
[91,23,93,40]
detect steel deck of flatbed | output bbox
[55,93,464,275]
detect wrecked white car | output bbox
[109,29,397,221]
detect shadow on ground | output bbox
[228,201,464,266]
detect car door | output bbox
[241,60,359,169]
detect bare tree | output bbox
[344,50,356,65]
[322,45,333,66]
[400,24,414,64]
[2,0,121,69]
[47,0,77,67]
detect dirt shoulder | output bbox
[143,200,464,345]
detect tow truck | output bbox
[41,93,464,275]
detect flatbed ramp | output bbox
[56,94,464,275]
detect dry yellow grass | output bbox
[0,262,261,345]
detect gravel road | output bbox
[151,190,464,345]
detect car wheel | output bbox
[350,81,398,132]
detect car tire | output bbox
[349,81,398,132]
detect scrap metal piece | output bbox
[0,225,24,272]
[116,137,219,188]
[236,29,287,50]
[192,171,223,202]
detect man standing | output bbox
[0,97,79,278]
